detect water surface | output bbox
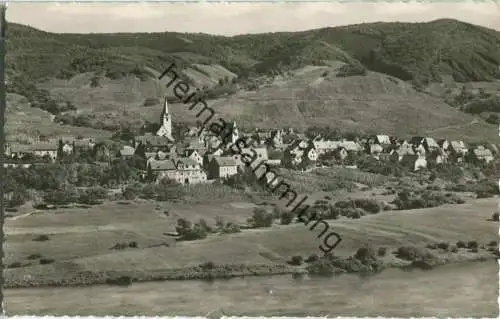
[6,261,499,317]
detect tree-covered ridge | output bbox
[5,18,500,84]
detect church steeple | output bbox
[231,121,239,144]
[156,97,174,141]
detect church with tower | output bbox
[156,97,174,142]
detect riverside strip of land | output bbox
[4,193,498,288]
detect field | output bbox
[5,93,113,140]
[5,192,498,286]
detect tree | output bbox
[248,208,273,228]
[175,218,208,241]
[90,75,100,88]
[78,187,107,205]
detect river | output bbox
[5,260,498,317]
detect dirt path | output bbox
[5,224,119,235]
[428,118,480,133]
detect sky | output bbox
[6,1,500,35]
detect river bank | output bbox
[6,260,498,317]
[4,246,496,289]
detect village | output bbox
[3,97,498,185]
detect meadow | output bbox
[4,192,498,287]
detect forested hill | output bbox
[6,18,500,85]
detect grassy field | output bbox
[4,192,498,287]
[5,93,113,140]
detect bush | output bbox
[143,97,160,107]
[7,262,23,269]
[487,241,498,247]
[43,187,79,206]
[456,241,466,248]
[469,247,479,253]
[437,242,450,250]
[248,208,273,228]
[128,241,138,248]
[221,222,241,234]
[352,198,383,214]
[306,259,336,277]
[39,258,55,265]
[377,247,387,256]
[33,234,50,242]
[467,241,478,249]
[279,210,294,225]
[176,218,208,241]
[200,261,215,270]
[106,276,132,286]
[354,246,378,264]
[347,208,365,219]
[27,253,42,260]
[305,254,320,263]
[492,212,499,221]
[78,187,107,205]
[450,245,458,253]
[395,245,433,261]
[289,255,303,266]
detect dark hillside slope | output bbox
[6,19,500,83]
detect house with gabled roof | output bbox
[467,145,494,164]
[186,149,204,166]
[119,145,136,158]
[134,134,171,152]
[283,139,318,168]
[147,157,207,184]
[447,140,468,163]
[147,158,177,182]
[208,156,239,179]
[410,136,439,153]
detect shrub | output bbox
[355,198,384,214]
[289,255,303,266]
[279,210,294,225]
[249,208,273,228]
[487,241,498,247]
[198,219,213,233]
[128,241,138,248]
[7,262,23,269]
[450,245,458,253]
[122,185,138,200]
[43,187,79,205]
[33,234,50,242]
[469,247,479,253]
[305,254,320,263]
[492,212,499,221]
[106,276,132,286]
[437,242,450,250]
[39,258,55,265]
[347,208,365,219]
[395,246,433,261]
[221,222,241,234]
[377,247,387,256]
[78,187,107,205]
[456,240,466,248]
[176,218,208,241]
[200,261,215,270]
[143,97,160,107]
[306,259,335,277]
[467,241,478,249]
[354,246,378,264]
[27,254,42,260]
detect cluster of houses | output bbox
[3,98,498,184]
